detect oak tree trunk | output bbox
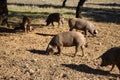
[0,0,9,27]
[76,0,86,18]
[62,0,67,7]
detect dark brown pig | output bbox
[46,13,64,27]
[14,16,33,32]
[21,16,33,33]
[99,47,120,72]
[68,18,98,37]
[46,31,86,57]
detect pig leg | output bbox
[61,19,64,27]
[84,29,87,38]
[24,25,27,33]
[61,19,64,24]
[110,64,115,71]
[50,49,54,55]
[52,21,54,27]
[27,24,31,32]
[69,28,73,31]
[80,45,84,57]
[58,21,60,27]
[116,64,120,73]
[27,25,30,32]
[46,45,54,55]
[24,23,29,33]
[46,22,50,26]
[48,46,55,55]
[7,22,10,27]
[57,46,62,55]
[74,45,79,57]
[30,26,33,31]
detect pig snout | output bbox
[100,59,108,67]
[90,30,98,37]
[46,45,54,55]
[93,30,98,36]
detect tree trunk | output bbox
[76,0,86,18]
[0,0,9,27]
[62,0,67,7]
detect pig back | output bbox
[101,47,120,64]
[47,13,62,22]
[56,31,86,46]
[110,47,120,63]
[69,18,87,30]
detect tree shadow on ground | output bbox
[61,64,120,77]
[31,23,46,28]
[27,49,59,56]
[8,11,49,28]
[0,27,15,33]
[8,3,120,25]
[9,10,49,19]
[87,3,120,7]
[9,21,21,28]
[83,7,120,24]
[27,23,46,30]
[8,2,120,9]
[36,33,56,37]
[27,49,47,55]
[8,3,74,9]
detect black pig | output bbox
[46,13,64,27]
[99,47,120,72]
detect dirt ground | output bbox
[0,0,120,80]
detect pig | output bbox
[46,13,64,27]
[46,31,86,57]
[98,47,120,72]
[21,16,33,33]
[68,18,98,37]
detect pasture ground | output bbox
[0,0,120,80]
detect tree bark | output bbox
[76,0,86,18]
[0,0,9,27]
[62,0,67,7]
